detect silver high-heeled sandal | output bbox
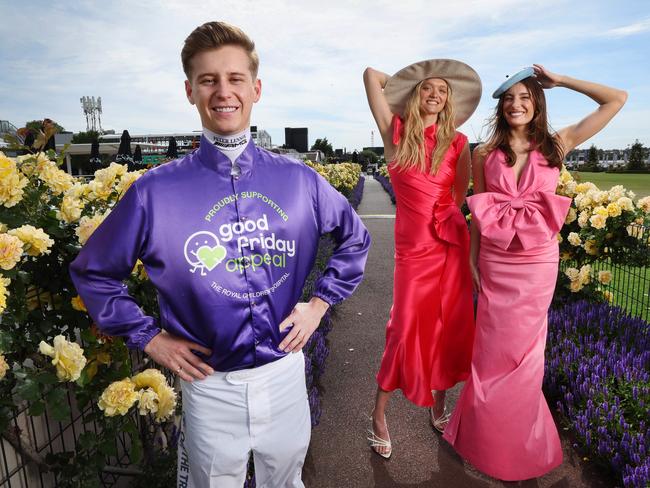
[367,415,392,459]
[430,406,450,433]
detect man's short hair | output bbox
[181,21,259,80]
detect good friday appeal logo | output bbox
[183,191,296,298]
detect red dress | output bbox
[376,116,475,407]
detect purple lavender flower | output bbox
[546,300,649,488]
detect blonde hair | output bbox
[181,21,259,79]
[393,79,456,174]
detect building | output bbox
[362,146,385,157]
[251,126,272,149]
[99,131,202,155]
[564,147,649,170]
[285,127,308,153]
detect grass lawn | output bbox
[591,260,650,322]
[570,171,650,198]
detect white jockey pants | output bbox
[177,351,311,488]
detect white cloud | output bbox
[605,18,650,37]
[0,0,647,150]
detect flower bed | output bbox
[374,171,395,204]
[546,300,649,487]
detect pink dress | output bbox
[443,148,571,481]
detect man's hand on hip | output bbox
[278,297,330,353]
[144,330,214,382]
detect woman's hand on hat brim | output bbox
[533,64,563,89]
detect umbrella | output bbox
[89,140,101,166]
[165,136,178,159]
[116,130,133,163]
[134,145,143,164]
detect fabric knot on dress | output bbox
[432,201,469,248]
[510,197,525,210]
[467,191,571,250]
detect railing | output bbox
[559,223,649,322]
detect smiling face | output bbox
[502,82,535,128]
[418,78,448,119]
[185,45,261,135]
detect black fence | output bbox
[559,223,649,322]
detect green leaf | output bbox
[0,330,13,351]
[28,400,46,416]
[36,371,59,385]
[80,328,98,344]
[98,438,117,456]
[77,431,96,451]
[46,388,70,422]
[15,378,41,402]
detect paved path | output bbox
[304,177,610,488]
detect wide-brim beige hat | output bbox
[384,58,482,128]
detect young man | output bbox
[70,21,370,488]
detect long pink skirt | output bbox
[443,250,562,481]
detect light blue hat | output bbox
[492,67,535,98]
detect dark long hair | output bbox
[484,77,564,168]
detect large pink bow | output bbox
[432,201,469,247]
[467,191,571,250]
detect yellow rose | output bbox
[57,195,84,223]
[116,171,144,198]
[76,212,109,245]
[598,270,612,285]
[0,154,29,208]
[606,202,622,218]
[589,214,607,230]
[0,277,9,314]
[137,387,160,416]
[132,260,148,281]
[0,233,24,270]
[577,210,590,228]
[39,160,75,195]
[607,185,626,201]
[567,232,582,247]
[593,191,609,205]
[569,280,583,292]
[593,206,608,217]
[564,267,580,281]
[565,207,577,224]
[578,264,592,285]
[132,368,177,421]
[584,240,599,256]
[637,196,650,214]
[71,295,87,312]
[601,290,613,303]
[8,225,54,256]
[617,197,634,212]
[98,379,138,416]
[0,353,9,380]
[39,335,87,382]
[560,251,572,262]
[575,182,597,193]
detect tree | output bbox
[71,130,100,144]
[627,140,648,171]
[360,149,379,165]
[311,138,333,157]
[587,144,600,170]
[25,119,65,133]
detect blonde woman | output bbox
[363,60,481,458]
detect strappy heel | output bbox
[430,406,450,433]
[367,415,392,459]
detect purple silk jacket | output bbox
[70,136,370,372]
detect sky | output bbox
[1,0,649,152]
